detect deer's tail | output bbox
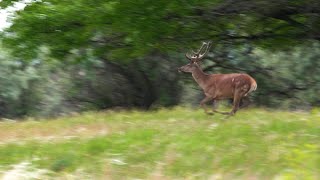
[245,78,257,96]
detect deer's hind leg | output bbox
[230,95,241,115]
[239,96,251,109]
[227,82,251,115]
[230,89,247,115]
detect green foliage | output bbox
[0,48,40,116]
[0,0,20,8]
[252,44,320,107]
[0,45,74,117]
[4,0,319,61]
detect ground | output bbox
[0,107,319,179]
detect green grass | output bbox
[0,107,320,179]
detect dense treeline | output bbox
[0,0,319,117]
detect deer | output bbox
[178,41,257,115]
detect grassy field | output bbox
[0,107,319,179]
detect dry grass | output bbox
[0,120,109,144]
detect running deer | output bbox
[178,42,257,115]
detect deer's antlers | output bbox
[185,41,212,62]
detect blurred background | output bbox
[0,0,320,118]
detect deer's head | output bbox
[178,41,211,73]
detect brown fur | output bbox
[179,62,257,115]
[180,41,257,115]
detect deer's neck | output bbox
[192,67,209,90]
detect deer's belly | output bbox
[205,90,234,99]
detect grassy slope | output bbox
[0,107,319,179]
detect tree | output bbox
[3,0,320,60]
[1,0,320,111]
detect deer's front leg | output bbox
[200,96,213,115]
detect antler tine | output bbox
[197,41,212,61]
[185,41,212,62]
[185,51,193,61]
[194,42,207,56]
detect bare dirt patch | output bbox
[0,123,109,144]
